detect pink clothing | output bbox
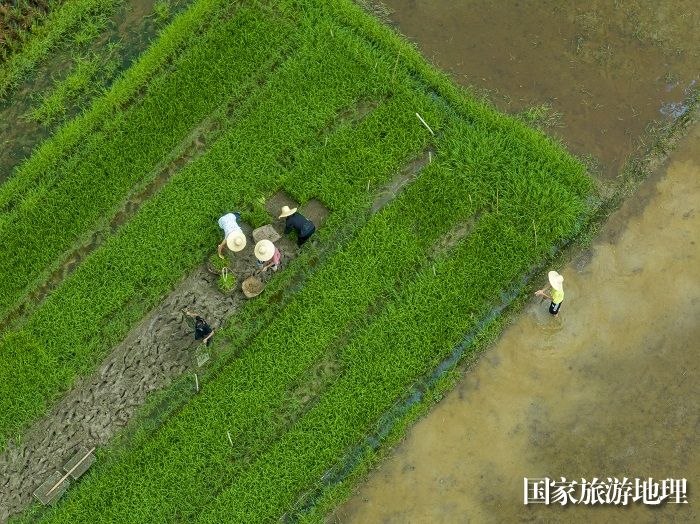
[272,247,281,266]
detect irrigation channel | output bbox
[332,1,699,523]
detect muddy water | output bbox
[333,121,700,523]
[381,0,699,178]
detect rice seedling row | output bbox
[29,107,590,522]
[0,0,235,209]
[0,4,296,321]
[0,14,431,451]
[0,0,122,101]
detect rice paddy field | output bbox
[0,0,593,521]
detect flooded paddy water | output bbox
[333,1,700,522]
[380,0,699,178]
[334,119,700,524]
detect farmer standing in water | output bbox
[535,270,565,315]
[217,211,247,258]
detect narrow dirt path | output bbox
[0,231,298,522]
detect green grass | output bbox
[0,0,122,101]
[3,0,592,521]
[0,4,293,323]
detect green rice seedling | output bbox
[153,0,171,24]
[0,6,296,321]
[5,1,592,521]
[0,0,123,101]
[0,0,236,212]
[208,252,228,273]
[217,268,236,293]
[27,49,118,126]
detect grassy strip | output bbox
[0,5,294,321]
[25,44,122,127]
[0,0,232,211]
[30,103,589,522]
[0,0,121,101]
[0,15,411,451]
[191,159,589,523]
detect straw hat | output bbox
[254,239,275,262]
[279,205,297,219]
[548,270,564,292]
[226,231,247,252]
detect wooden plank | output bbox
[63,446,96,480]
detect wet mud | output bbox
[332,121,700,523]
[381,0,700,179]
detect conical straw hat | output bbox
[548,270,564,292]
[279,205,297,219]
[226,231,247,252]
[254,239,275,262]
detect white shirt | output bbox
[218,213,241,239]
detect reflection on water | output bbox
[332,124,700,523]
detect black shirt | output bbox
[284,212,314,236]
[194,316,213,342]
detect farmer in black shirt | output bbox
[184,309,214,346]
[279,205,316,246]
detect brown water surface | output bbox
[333,119,700,523]
[382,0,699,178]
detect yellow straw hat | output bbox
[226,231,247,252]
[254,239,275,262]
[548,270,564,292]
[279,205,297,219]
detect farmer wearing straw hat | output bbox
[217,211,247,259]
[254,239,281,272]
[535,270,565,315]
[279,205,316,246]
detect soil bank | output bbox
[332,117,700,524]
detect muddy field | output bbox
[381,0,699,179]
[333,1,699,522]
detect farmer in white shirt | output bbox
[217,211,247,259]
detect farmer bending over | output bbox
[254,239,281,272]
[535,270,565,315]
[279,205,315,246]
[217,211,246,259]
[185,310,215,346]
